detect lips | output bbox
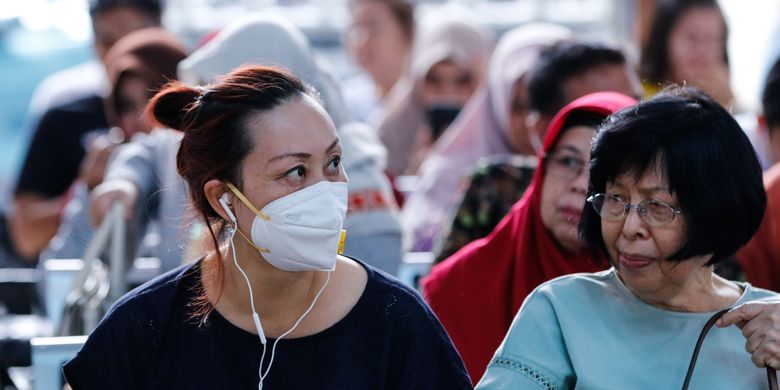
[618,253,655,269]
[559,207,582,224]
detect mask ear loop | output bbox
[226,216,331,390]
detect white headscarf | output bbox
[379,5,494,176]
[400,23,572,251]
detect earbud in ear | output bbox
[219,193,237,223]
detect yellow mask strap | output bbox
[234,225,270,253]
[225,182,270,221]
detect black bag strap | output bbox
[682,308,778,390]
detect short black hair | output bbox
[528,40,627,118]
[639,0,728,82]
[89,0,163,18]
[763,56,780,130]
[580,86,766,266]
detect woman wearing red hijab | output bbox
[422,91,637,383]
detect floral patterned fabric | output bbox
[434,156,536,263]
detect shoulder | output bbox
[81,260,199,349]
[527,270,617,307]
[360,258,429,313]
[35,95,106,135]
[127,128,182,145]
[742,283,780,301]
[114,129,181,162]
[353,259,471,386]
[43,94,104,116]
[351,257,448,330]
[536,269,615,291]
[423,236,507,310]
[481,274,598,389]
[28,61,106,113]
[423,217,528,301]
[422,244,478,300]
[103,261,199,324]
[343,257,457,340]
[62,261,200,389]
[500,272,617,347]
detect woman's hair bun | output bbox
[147,82,201,131]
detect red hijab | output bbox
[422,92,637,383]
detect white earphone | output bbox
[219,193,237,223]
[220,192,267,345]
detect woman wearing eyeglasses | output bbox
[423,91,637,383]
[476,87,779,388]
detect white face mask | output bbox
[225,180,348,271]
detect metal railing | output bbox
[58,202,129,335]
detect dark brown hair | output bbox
[146,65,315,317]
[104,27,187,129]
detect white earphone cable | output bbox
[228,226,331,390]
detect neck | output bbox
[221,230,323,320]
[628,264,740,312]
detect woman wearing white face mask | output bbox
[62,65,471,389]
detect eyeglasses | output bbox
[544,154,587,181]
[586,193,684,228]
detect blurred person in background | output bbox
[24,0,163,128]
[639,0,734,109]
[525,40,642,152]
[737,55,780,293]
[40,28,187,273]
[378,5,493,177]
[637,0,773,173]
[403,37,641,254]
[6,0,163,265]
[342,0,414,124]
[433,40,643,261]
[424,92,636,382]
[398,24,570,253]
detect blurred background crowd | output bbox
[2,0,780,388]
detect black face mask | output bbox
[426,103,462,140]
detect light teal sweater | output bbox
[476,268,778,389]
